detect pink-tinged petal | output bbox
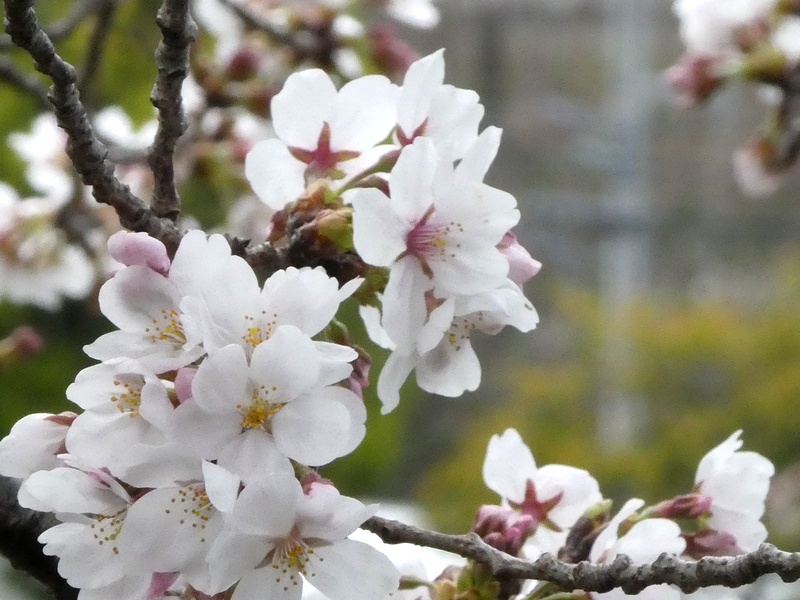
[312,539,400,600]
[398,49,445,136]
[389,138,438,221]
[482,429,537,503]
[377,351,416,414]
[245,139,307,210]
[217,429,293,484]
[272,69,336,148]
[299,484,375,541]
[249,326,321,400]
[97,265,180,332]
[455,126,502,182]
[351,189,408,267]
[20,467,128,514]
[709,508,767,552]
[416,335,480,397]
[498,232,541,286]
[203,460,241,513]
[83,330,204,373]
[174,366,196,403]
[232,472,301,536]
[536,464,602,528]
[107,231,170,274]
[76,576,154,600]
[192,344,250,413]
[331,75,398,150]
[382,256,431,354]
[273,392,354,466]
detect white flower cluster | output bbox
[245,50,541,413]
[476,428,774,600]
[0,230,398,600]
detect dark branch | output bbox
[147,0,197,223]
[0,55,49,107]
[363,516,800,594]
[3,0,184,256]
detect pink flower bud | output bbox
[733,136,783,197]
[107,230,171,275]
[650,493,713,520]
[665,53,727,108]
[174,366,197,404]
[497,232,541,286]
[9,326,44,358]
[684,529,743,558]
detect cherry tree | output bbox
[0,0,798,599]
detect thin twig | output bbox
[0,55,49,107]
[0,0,107,50]
[3,0,184,256]
[216,0,328,60]
[147,0,197,222]
[363,516,800,594]
[76,0,117,96]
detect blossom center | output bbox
[110,374,144,417]
[237,385,283,431]
[144,308,187,346]
[288,122,360,181]
[163,484,213,543]
[90,509,126,556]
[242,311,279,348]
[446,314,482,351]
[405,206,463,277]
[268,531,320,592]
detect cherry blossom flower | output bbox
[18,461,141,590]
[351,134,518,355]
[395,49,483,162]
[84,231,242,372]
[0,184,95,310]
[590,499,686,600]
[691,430,774,554]
[0,412,74,478]
[673,0,777,53]
[64,360,201,487]
[245,68,398,210]
[481,428,602,557]
[365,281,539,412]
[204,471,399,600]
[172,325,365,481]
[383,0,439,29]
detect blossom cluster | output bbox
[0,230,398,600]
[461,428,774,600]
[244,49,541,413]
[666,0,800,195]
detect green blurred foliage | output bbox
[417,250,800,551]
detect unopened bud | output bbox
[684,529,743,558]
[650,493,713,520]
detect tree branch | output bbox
[0,54,49,107]
[147,0,197,222]
[3,0,184,256]
[362,516,800,594]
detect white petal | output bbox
[203,460,241,513]
[416,335,480,397]
[350,189,408,266]
[21,468,127,514]
[455,126,502,182]
[482,429,537,503]
[250,325,321,400]
[389,138,437,222]
[398,50,445,136]
[192,344,250,413]
[377,351,415,414]
[332,76,398,150]
[232,473,300,536]
[272,69,336,148]
[245,139,307,210]
[311,539,400,600]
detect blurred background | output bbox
[2,0,800,596]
